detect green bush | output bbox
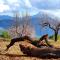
[2,31,11,39]
[49,35,54,40]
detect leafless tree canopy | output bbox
[8,12,36,38]
[38,13,60,41]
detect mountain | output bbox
[31,11,60,36]
[0,15,12,20]
[0,12,59,36]
[0,15,15,28]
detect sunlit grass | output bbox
[0,36,60,55]
[0,39,60,60]
[49,39,60,47]
[49,35,60,47]
[0,41,23,55]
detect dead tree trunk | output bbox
[55,31,58,42]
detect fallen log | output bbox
[19,43,60,58]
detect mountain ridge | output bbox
[0,13,57,36]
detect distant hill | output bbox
[31,12,55,36]
[0,15,12,20]
[0,15,14,28]
[0,12,59,36]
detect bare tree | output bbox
[19,12,36,37]
[8,12,36,38]
[42,22,60,42]
[38,14,60,41]
[13,12,20,37]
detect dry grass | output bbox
[49,39,60,48]
[0,40,60,60]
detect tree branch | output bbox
[42,23,56,31]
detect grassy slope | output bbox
[0,41,22,55]
[0,35,60,54]
[49,35,60,47]
[0,41,42,60]
[0,38,60,60]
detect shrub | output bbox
[2,31,11,39]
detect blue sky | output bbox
[0,0,60,17]
[30,0,60,9]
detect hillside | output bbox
[0,40,60,60]
[0,14,55,36]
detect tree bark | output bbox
[55,31,58,42]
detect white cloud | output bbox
[6,0,19,4]
[39,9,60,20]
[23,0,32,8]
[0,0,4,4]
[0,0,60,17]
[30,0,60,9]
[0,0,40,16]
[30,0,45,3]
[29,7,40,16]
[0,4,10,12]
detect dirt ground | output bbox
[0,41,60,60]
[0,55,60,60]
